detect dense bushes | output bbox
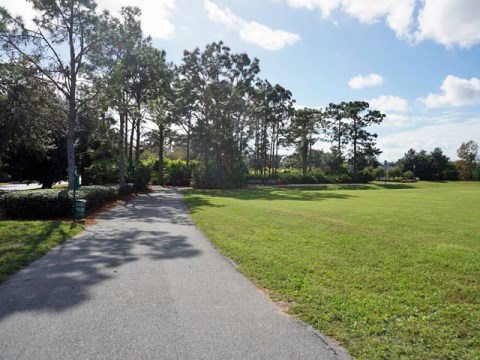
[247,169,354,185]
[84,159,119,185]
[84,158,150,190]
[148,158,195,186]
[192,162,246,189]
[164,159,194,186]
[0,185,135,219]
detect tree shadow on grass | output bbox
[278,183,415,191]
[186,187,355,203]
[380,183,415,189]
[0,221,72,283]
[184,183,415,213]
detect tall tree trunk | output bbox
[129,117,135,164]
[67,8,76,189]
[119,111,126,186]
[186,129,190,166]
[254,117,259,176]
[135,97,141,163]
[158,124,164,185]
[302,138,308,178]
[67,96,76,189]
[274,132,280,175]
[337,119,342,172]
[353,118,358,182]
[309,134,313,172]
[124,110,129,158]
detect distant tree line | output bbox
[0,1,477,188]
[394,141,479,181]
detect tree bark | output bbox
[67,6,76,189]
[129,117,135,164]
[158,124,164,185]
[135,97,141,163]
[353,117,358,181]
[186,129,190,166]
[302,138,308,177]
[119,111,126,186]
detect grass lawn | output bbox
[0,221,84,283]
[185,182,480,360]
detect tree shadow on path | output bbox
[0,189,201,321]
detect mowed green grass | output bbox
[185,182,480,360]
[0,221,84,283]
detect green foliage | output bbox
[326,172,353,184]
[387,166,402,179]
[1,189,70,219]
[191,162,246,189]
[84,158,150,190]
[0,221,84,283]
[373,166,384,179]
[127,162,151,190]
[398,148,453,181]
[84,158,119,185]
[359,166,377,182]
[163,159,194,186]
[185,182,480,360]
[276,169,302,184]
[0,185,134,219]
[75,185,118,211]
[403,170,414,179]
[443,162,458,180]
[473,167,480,181]
[271,169,356,184]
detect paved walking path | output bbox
[0,187,350,360]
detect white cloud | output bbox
[348,73,383,89]
[416,0,480,48]
[369,95,410,127]
[0,0,176,39]
[420,75,480,108]
[380,113,411,128]
[204,0,300,50]
[288,0,415,39]
[204,0,240,30]
[288,0,480,48]
[239,22,300,51]
[0,0,38,28]
[378,116,480,161]
[370,95,408,113]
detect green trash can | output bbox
[73,199,87,220]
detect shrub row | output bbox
[0,184,135,219]
[247,169,355,185]
[83,159,150,190]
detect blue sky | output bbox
[4,0,480,161]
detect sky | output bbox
[2,0,480,161]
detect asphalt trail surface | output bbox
[0,187,351,360]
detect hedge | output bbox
[247,169,354,185]
[0,184,135,219]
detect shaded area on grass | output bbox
[0,221,84,283]
[278,183,415,191]
[186,187,356,210]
